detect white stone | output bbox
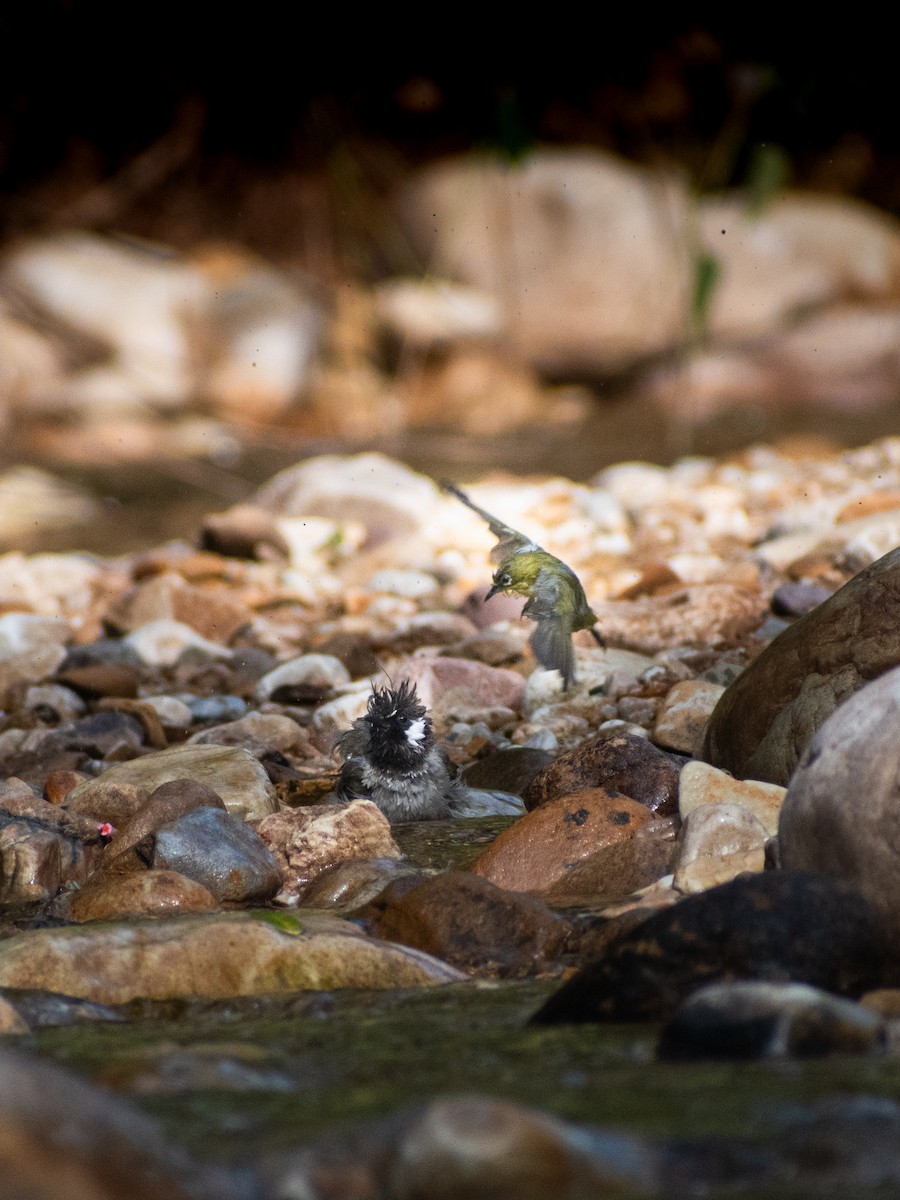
[124,620,231,666]
[679,760,786,836]
[255,654,351,703]
[0,613,70,692]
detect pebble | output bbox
[185,694,248,723]
[672,802,768,893]
[124,619,232,667]
[253,800,400,904]
[254,653,351,704]
[65,743,277,821]
[398,656,525,711]
[0,613,70,694]
[678,760,785,836]
[471,789,653,894]
[153,806,283,903]
[23,683,85,722]
[355,872,570,976]
[652,679,725,754]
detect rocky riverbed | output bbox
[5,441,900,1197]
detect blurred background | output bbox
[3,6,900,552]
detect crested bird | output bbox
[334,680,464,820]
[442,481,603,688]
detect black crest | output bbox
[364,680,432,769]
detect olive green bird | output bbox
[442,481,603,688]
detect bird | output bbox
[334,680,464,821]
[441,481,603,689]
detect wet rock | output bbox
[672,803,768,894]
[253,800,400,903]
[652,679,725,754]
[460,747,554,796]
[252,451,440,541]
[43,768,83,805]
[65,744,277,821]
[398,656,525,711]
[0,1046,239,1200]
[64,779,150,826]
[532,871,888,1023]
[471,790,652,894]
[0,613,70,695]
[779,664,900,938]
[66,869,217,921]
[254,653,351,704]
[355,871,570,976]
[0,912,463,1001]
[446,787,526,818]
[153,806,282,903]
[659,981,886,1061]
[0,787,102,906]
[678,760,785,836]
[523,730,681,815]
[124,619,232,667]
[545,817,678,904]
[100,779,227,871]
[298,857,422,910]
[699,544,900,784]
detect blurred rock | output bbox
[124,618,232,667]
[0,613,69,696]
[398,149,690,375]
[374,277,503,347]
[254,653,351,704]
[659,981,885,1061]
[545,817,678,904]
[460,747,554,796]
[108,572,249,643]
[398,656,525,710]
[652,680,725,754]
[297,856,421,910]
[0,467,100,549]
[532,871,888,1023]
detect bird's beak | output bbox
[485,582,503,601]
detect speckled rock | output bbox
[678,760,785,836]
[153,806,282,903]
[64,780,150,826]
[658,981,886,1060]
[355,871,570,976]
[65,869,218,921]
[523,731,681,814]
[0,912,464,1002]
[471,789,653,894]
[652,680,725,754]
[253,800,400,903]
[779,664,900,938]
[532,871,888,1023]
[700,544,900,784]
[65,744,277,821]
[544,817,678,904]
[672,803,768,894]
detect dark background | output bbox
[2,8,897,268]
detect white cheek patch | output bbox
[405,718,427,746]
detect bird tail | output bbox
[440,480,503,529]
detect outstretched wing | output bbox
[523,568,576,688]
[441,481,538,563]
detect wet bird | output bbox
[334,680,463,820]
[442,481,603,688]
